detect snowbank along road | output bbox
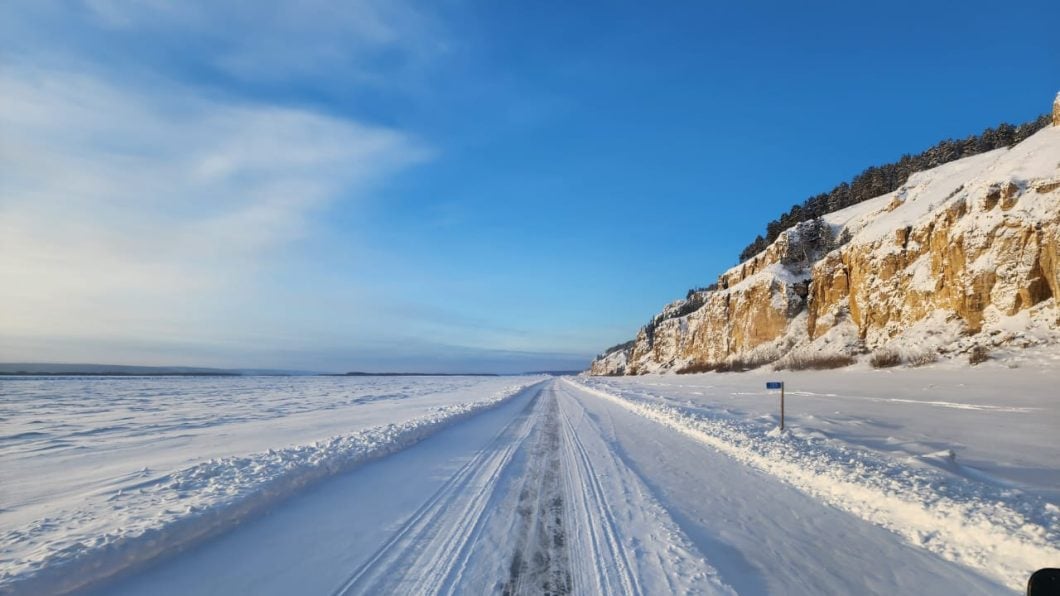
[28,377,1052,594]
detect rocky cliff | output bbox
[591,122,1060,375]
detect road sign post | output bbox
[766,381,785,431]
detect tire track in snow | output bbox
[567,378,1058,590]
[555,382,734,595]
[500,388,572,596]
[334,380,732,595]
[331,389,542,595]
[558,396,640,595]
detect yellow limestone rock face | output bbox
[615,223,816,374]
[808,185,1059,345]
[590,123,1060,376]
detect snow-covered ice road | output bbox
[85,379,1011,595]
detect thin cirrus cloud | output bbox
[0,65,428,363]
[0,1,595,373]
[80,0,445,88]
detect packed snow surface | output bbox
[2,370,1056,594]
[0,375,543,593]
[577,366,1059,590]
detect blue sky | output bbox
[1,1,1057,373]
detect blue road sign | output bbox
[766,381,783,389]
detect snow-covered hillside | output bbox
[592,122,1060,375]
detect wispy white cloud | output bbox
[0,65,428,353]
[79,0,446,86]
[0,1,595,371]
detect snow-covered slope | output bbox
[592,122,1060,375]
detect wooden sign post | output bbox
[766,381,785,431]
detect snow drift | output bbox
[0,379,544,595]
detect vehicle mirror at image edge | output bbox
[1028,568,1060,596]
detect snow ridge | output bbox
[567,378,1059,590]
[0,380,544,595]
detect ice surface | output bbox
[0,375,543,593]
[88,378,1017,595]
[3,370,1054,594]
[576,364,1060,589]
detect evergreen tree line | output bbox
[737,114,1052,263]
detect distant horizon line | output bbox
[0,361,585,377]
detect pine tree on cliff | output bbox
[738,110,1051,263]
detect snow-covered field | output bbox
[0,375,544,594]
[578,364,1060,590]
[1,368,1056,594]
